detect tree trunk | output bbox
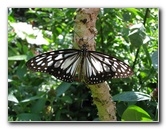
[73,8,117,121]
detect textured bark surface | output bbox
[73,8,99,51]
[88,83,117,121]
[73,8,117,121]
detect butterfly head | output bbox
[78,41,95,51]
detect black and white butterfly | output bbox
[26,44,133,84]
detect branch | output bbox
[132,8,149,69]
[73,8,116,121]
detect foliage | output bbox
[8,8,158,121]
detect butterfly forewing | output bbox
[26,49,81,82]
[83,51,133,84]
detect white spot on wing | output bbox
[47,60,53,66]
[120,63,128,70]
[37,60,43,65]
[103,64,110,72]
[41,63,45,66]
[64,52,78,58]
[35,57,45,62]
[47,55,52,59]
[50,52,55,54]
[61,55,78,70]
[66,66,72,73]
[55,54,63,60]
[70,57,80,75]
[54,60,63,68]
[121,67,125,72]
[90,56,102,72]
[111,66,116,72]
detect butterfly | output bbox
[26,44,133,84]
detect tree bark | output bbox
[73,8,117,121]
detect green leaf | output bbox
[151,50,158,69]
[8,94,19,103]
[142,44,152,65]
[31,98,46,114]
[16,62,27,79]
[55,110,61,121]
[60,96,73,104]
[113,91,151,101]
[128,23,146,48]
[126,8,140,16]
[140,71,148,78]
[8,55,27,60]
[121,105,152,121]
[20,95,44,103]
[56,82,71,97]
[17,113,41,121]
[116,102,129,117]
